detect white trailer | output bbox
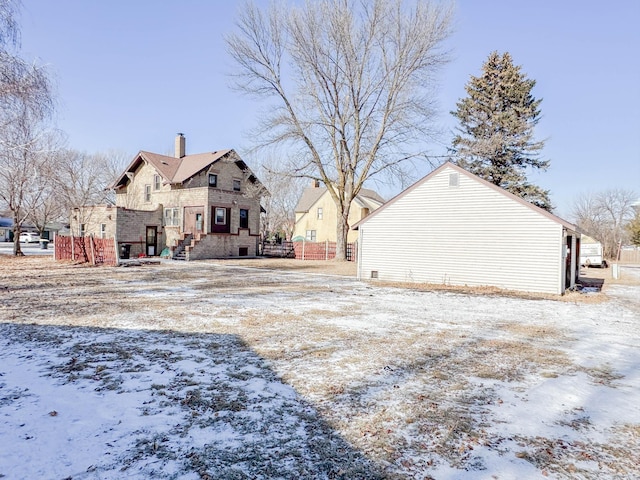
[580,239,607,268]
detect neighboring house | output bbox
[71,134,267,260]
[0,217,59,242]
[293,181,385,243]
[0,217,12,242]
[353,162,582,295]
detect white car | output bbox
[19,232,41,243]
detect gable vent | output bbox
[449,173,459,187]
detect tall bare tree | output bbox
[0,0,54,255]
[23,131,67,237]
[258,158,305,242]
[227,0,453,259]
[572,189,638,258]
[53,149,129,233]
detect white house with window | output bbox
[71,134,267,260]
[353,162,582,295]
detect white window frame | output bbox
[164,207,180,226]
[215,207,227,225]
[317,207,323,220]
[154,174,161,190]
[305,230,316,242]
[144,184,151,202]
[100,223,106,238]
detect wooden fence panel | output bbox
[619,248,640,263]
[291,241,357,262]
[54,236,117,266]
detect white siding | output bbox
[358,166,564,294]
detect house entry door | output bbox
[183,206,205,235]
[146,226,157,256]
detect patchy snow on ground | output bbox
[0,258,639,479]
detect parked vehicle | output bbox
[19,232,41,243]
[580,240,607,268]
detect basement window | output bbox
[370,270,379,279]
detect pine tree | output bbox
[451,51,552,211]
[627,211,640,246]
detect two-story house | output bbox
[292,181,385,243]
[71,134,267,260]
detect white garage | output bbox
[353,162,581,295]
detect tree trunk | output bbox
[12,220,23,256]
[335,205,350,261]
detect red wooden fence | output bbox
[291,241,357,262]
[54,236,117,266]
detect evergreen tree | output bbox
[627,211,640,246]
[451,51,552,210]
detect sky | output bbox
[17,0,640,218]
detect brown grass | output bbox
[204,257,358,276]
[1,254,638,478]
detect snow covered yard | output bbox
[0,257,639,479]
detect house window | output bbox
[164,207,180,226]
[239,209,249,229]
[100,223,106,238]
[154,174,161,190]
[317,207,323,220]
[215,207,227,225]
[305,230,316,242]
[209,174,218,187]
[449,173,459,187]
[233,179,241,192]
[79,224,85,237]
[144,184,151,202]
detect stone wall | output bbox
[186,231,259,260]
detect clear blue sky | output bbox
[19,0,640,218]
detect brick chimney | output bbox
[175,133,185,158]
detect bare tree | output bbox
[23,131,67,237]
[227,0,453,259]
[258,157,305,242]
[52,149,129,232]
[0,0,55,254]
[572,189,638,259]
